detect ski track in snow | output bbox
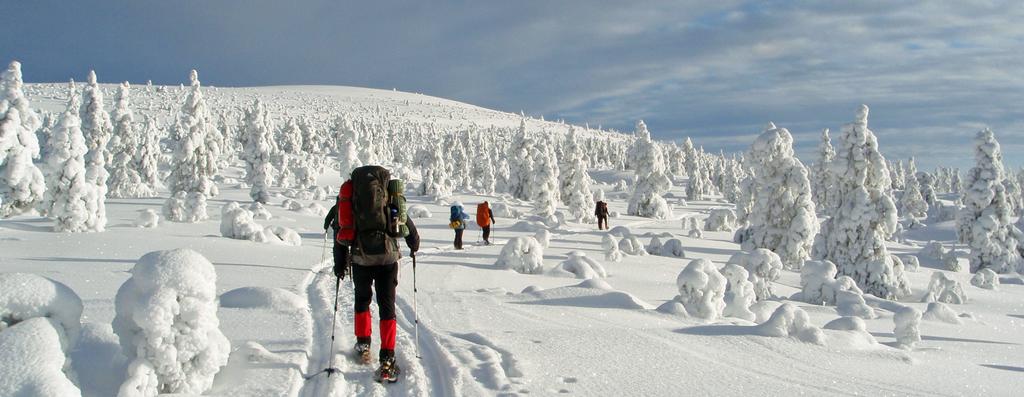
[296,242,504,397]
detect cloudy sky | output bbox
[3,1,1022,169]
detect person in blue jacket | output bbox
[450,202,470,250]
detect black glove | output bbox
[333,262,347,279]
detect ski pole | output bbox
[326,276,341,377]
[413,253,420,359]
[321,230,329,265]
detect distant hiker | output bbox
[595,200,609,230]
[449,202,470,249]
[476,201,496,245]
[325,165,419,383]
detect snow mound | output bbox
[704,208,737,232]
[575,278,614,290]
[894,306,922,349]
[618,234,648,256]
[248,201,272,220]
[922,272,967,304]
[220,202,262,240]
[0,273,83,348]
[281,198,303,211]
[509,220,549,233]
[754,303,825,345]
[920,241,945,260]
[220,287,305,311]
[674,259,726,320]
[113,249,230,396]
[836,288,877,319]
[534,229,551,248]
[135,209,159,228]
[551,251,607,279]
[823,316,878,346]
[970,268,999,290]
[0,318,81,397]
[750,301,782,324]
[496,236,545,274]
[490,201,521,219]
[900,255,920,272]
[727,249,782,300]
[608,225,632,237]
[922,302,962,324]
[520,280,651,310]
[658,238,686,258]
[407,204,432,218]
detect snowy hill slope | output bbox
[2,82,1024,396]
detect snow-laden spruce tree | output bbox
[507,119,536,200]
[736,123,817,269]
[559,127,595,222]
[814,105,904,299]
[957,129,1023,273]
[274,118,302,188]
[136,116,162,194]
[899,171,928,220]
[418,142,451,198]
[42,83,102,232]
[627,120,673,219]
[108,82,153,198]
[241,99,275,203]
[334,115,361,177]
[532,134,560,219]
[720,157,744,204]
[811,129,836,214]
[79,71,110,230]
[0,61,45,217]
[167,70,215,201]
[472,132,497,194]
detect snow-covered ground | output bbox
[3,84,1024,396]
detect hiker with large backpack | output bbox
[324,165,420,383]
[595,200,610,230]
[476,201,496,245]
[449,202,470,250]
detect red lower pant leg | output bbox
[355,311,372,339]
[380,319,397,350]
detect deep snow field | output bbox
[3,84,1024,396]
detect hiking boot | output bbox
[354,339,371,364]
[374,351,400,383]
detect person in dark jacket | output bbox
[595,201,609,230]
[324,203,420,380]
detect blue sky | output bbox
[3,1,1022,169]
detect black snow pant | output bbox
[333,242,348,275]
[482,226,491,243]
[598,215,608,230]
[454,229,465,249]
[352,263,399,321]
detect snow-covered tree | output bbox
[166,70,215,203]
[559,127,594,222]
[627,121,673,219]
[274,117,302,188]
[472,132,497,194]
[507,119,536,200]
[107,82,153,198]
[417,142,451,198]
[241,99,275,203]
[532,134,560,219]
[79,71,110,230]
[334,116,361,177]
[736,123,817,269]
[899,172,928,220]
[136,116,162,194]
[0,61,45,216]
[41,83,102,232]
[813,105,904,299]
[811,129,836,214]
[957,129,1022,273]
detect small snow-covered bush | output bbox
[407,204,432,218]
[836,289,877,319]
[602,234,623,262]
[184,192,209,223]
[754,303,824,345]
[894,306,922,349]
[618,235,648,256]
[0,318,82,396]
[552,251,607,279]
[248,202,272,220]
[135,209,159,228]
[0,273,83,347]
[608,225,632,237]
[281,198,303,211]
[799,259,837,304]
[490,201,520,219]
[720,264,755,321]
[922,272,967,304]
[703,208,737,232]
[920,241,945,260]
[943,251,962,272]
[534,229,551,249]
[683,216,703,238]
[162,192,187,222]
[922,302,962,324]
[970,268,999,290]
[647,236,663,255]
[220,202,262,240]
[113,249,230,396]
[659,239,686,258]
[496,236,545,274]
[674,259,726,320]
[823,316,877,345]
[900,255,920,272]
[253,225,302,246]
[727,249,782,301]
